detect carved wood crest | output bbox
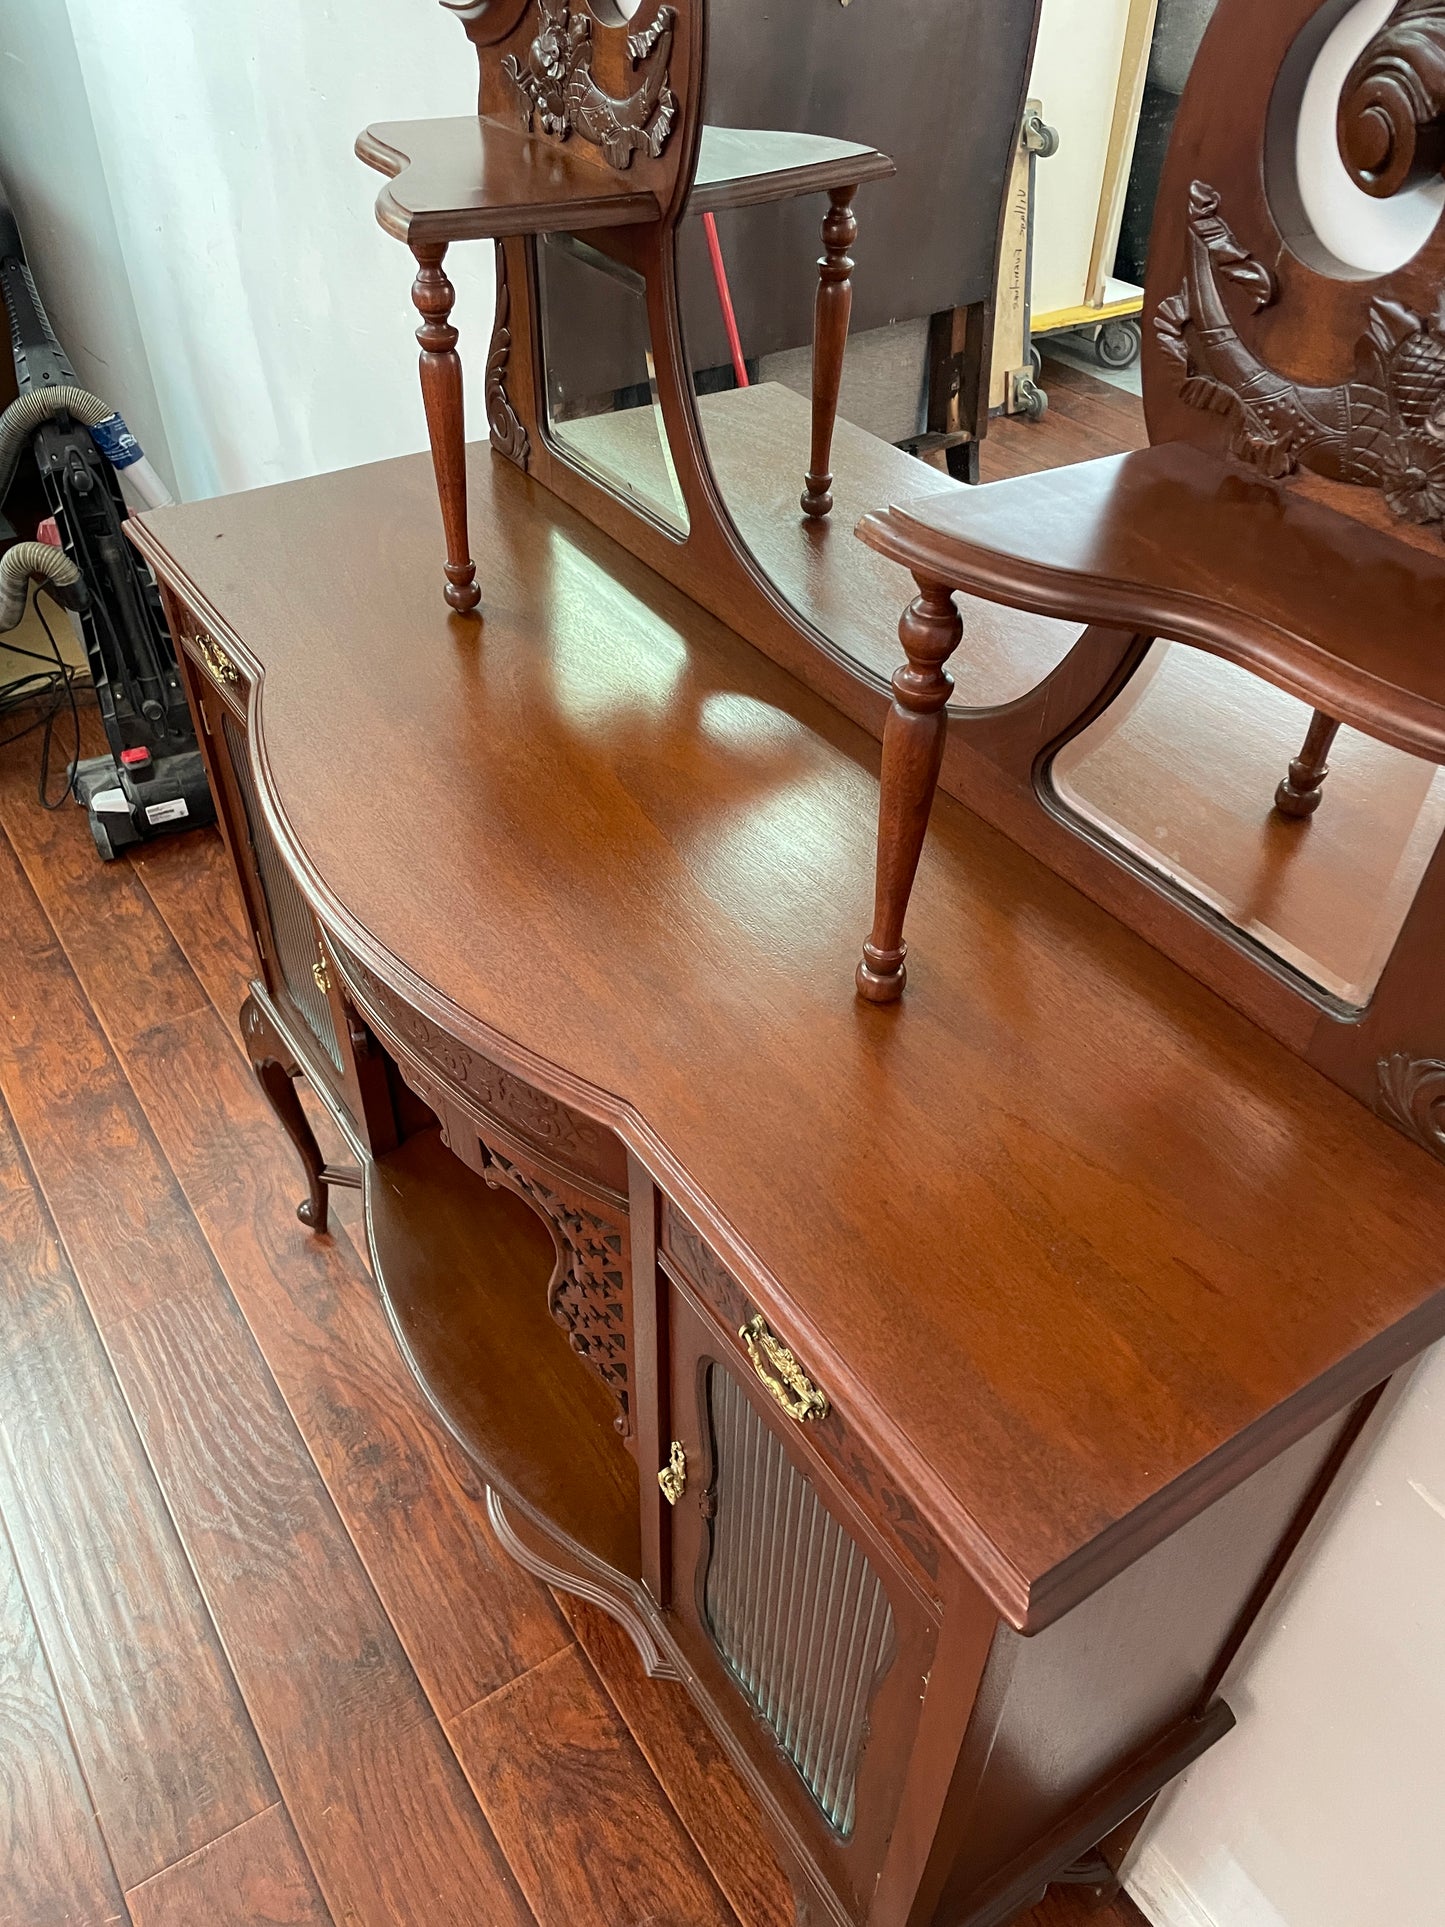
[502,0,677,169]
[486,1150,632,1434]
[1157,180,1445,530]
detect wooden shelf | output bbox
[357,118,892,248]
[357,118,660,246]
[366,1127,641,1582]
[868,441,1445,762]
[690,128,894,215]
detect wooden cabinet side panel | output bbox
[933,1408,1356,1918]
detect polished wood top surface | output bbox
[357,118,659,244]
[690,128,895,215]
[134,446,1445,1630]
[358,119,893,245]
[865,443,1445,762]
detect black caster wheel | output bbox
[1095,318,1142,369]
[1014,373,1048,422]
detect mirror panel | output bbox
[1052,645,1445,1009]
[538,233,689,536]
[676,0,1055,703]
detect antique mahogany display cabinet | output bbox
[130,2,1445,1923]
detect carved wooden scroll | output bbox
[501,0,678,168]
[486,249,529,467]
[1338,0,1445,198]
[1378,1051,1445,1158]
[1156,180,1445,530]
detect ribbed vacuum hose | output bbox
[0,539,86,633]
[0,384,112,505]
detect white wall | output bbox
[1126,1353,1445,1927]
[0,0,496,501]
[0,0,173,490]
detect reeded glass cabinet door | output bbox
[663,1278,937,1917]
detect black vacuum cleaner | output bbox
[0,178,213,858]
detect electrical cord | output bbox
[0,584,94,808]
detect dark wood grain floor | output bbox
[0,359,1148,1927]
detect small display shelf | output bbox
[365,1125,641,1581]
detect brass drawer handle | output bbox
[740,1315,829,1424]
[194,631,241,687]
[658,1440,687,1505]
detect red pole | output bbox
[702,211,749,389]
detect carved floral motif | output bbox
[502,0,677,169]
[1378,1051,1445,1157]
[1157,180,1445,529]
[486,1150,632,1433]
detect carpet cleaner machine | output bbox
[0,181,213,857]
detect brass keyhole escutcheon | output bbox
[658,1440,687,1505]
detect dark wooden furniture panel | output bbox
[930,1411,1358,1924]
[662,1201,945,1596]
[162,586,394,1230]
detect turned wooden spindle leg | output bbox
[1274,709,1341,819]
[856,582,964,1004]
[241,993,331,1232]
[801,186,860,520]
[410,242,481,615]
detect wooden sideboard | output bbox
[130,440,1445,1927]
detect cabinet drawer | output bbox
[661,1201,943,1596]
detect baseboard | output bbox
[1124,1842,1223,1927]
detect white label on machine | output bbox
[145,798,190,825]
[91,787,131,815]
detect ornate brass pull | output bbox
[312,952,331,995]
[740,1315,829,1424]
[658,1440,687,1505]
[194,632,241,687]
